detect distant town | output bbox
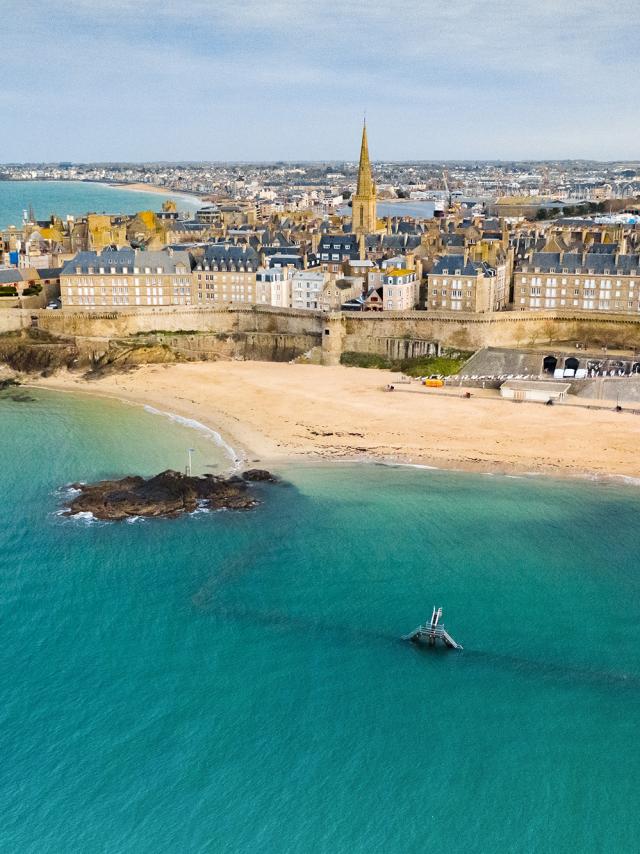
[1,126,639,326]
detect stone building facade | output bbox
[193,245,260,305]
[514,250,640,313]
[428,253,504,313]
[60,248,193,308]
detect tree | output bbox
[541,320,559,343]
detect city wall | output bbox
[320,310,640,364]
[3,305,640,366]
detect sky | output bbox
[3,0,639,162]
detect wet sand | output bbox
[31,361,640,480]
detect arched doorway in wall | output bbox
[565,357,579,372]
[543,355,557,374]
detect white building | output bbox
[255,267,293,308]
[291,269,328,310]
[382,268,419,311]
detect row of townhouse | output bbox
[58,241,640,319]
[255,268,331,311]
[514,250,640,313]
[61,246,333,312]
[61,249,193,308]
[427,253,509,313]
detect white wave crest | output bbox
[143,405,241,468]
[69,511,97,524]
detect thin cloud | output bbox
[3,0,639,160]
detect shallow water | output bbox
[0,180,199,229]
[1,390,639,852]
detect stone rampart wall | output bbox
[3,305,640,365]
[324,310,640,362]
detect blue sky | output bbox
[4,0,639,162]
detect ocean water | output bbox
[339,200,436,219]
[1,389,640,853]
[0,181,200,230]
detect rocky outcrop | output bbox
[241,469,278,482]
[65,469,277,520]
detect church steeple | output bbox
[352,121,377,236]
[356,122,375,198]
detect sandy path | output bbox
[30,362,640,480]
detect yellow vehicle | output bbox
[423,378,444,388]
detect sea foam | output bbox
[143,405,241,468]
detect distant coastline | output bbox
[109,182,203,203]
[0,180,201,229]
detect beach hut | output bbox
[500,380,571,402]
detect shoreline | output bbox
[25,361,640,484]
[0,178,202,204]
[109,182,202,202]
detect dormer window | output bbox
[603,269,610,275]
[99,267,105,274]
[75,266,81,274]
[549,268,555,273]
[145,267,151,274]
[133,267,139,274]
[455,269,461,275]
[156,267,162,274]
[562,268,568,273]
[88,266,94,274]
[122,267,128,274]
[442,269,449,275]
[110,267,116,274]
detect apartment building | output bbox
[60,248,193,308]
[290,269,328,310]
[428,253,500,312]
[193,245,260,305]
[255,267,293,308]
[382,269,419,311]
[514,249,640,313]
[321,276,364,311]
[318,234,360,273]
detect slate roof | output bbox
[36,267,63,280]
[431,254,494,277]
[61,248,192,275]
[199,244,260,270]
[319,234,357,250]
[521,251,640,275]
[0,269,23,284]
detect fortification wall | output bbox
[321,310,640,363]
[3,305,640,365]
[29,305,324,338]
[153,331,320,362]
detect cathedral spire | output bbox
[352,121,377,236]
[356,121,374,198]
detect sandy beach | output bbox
[28,361,640,480]
[111,182,201,201]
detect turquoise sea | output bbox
[0,181,201,230]
[1,389,640,853]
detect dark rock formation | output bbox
[242,469,278,482]
[65,469,276,521]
